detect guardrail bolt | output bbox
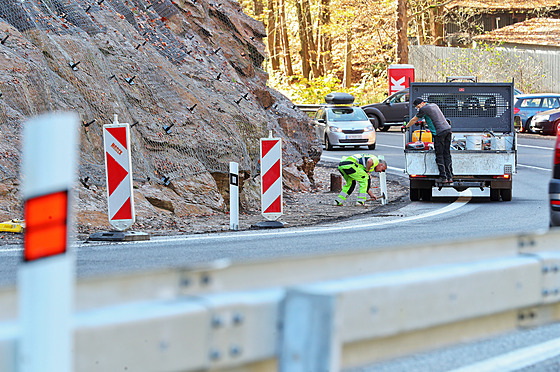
[553,265,559,273]
[529,311,536,318]
[209,349,220,361]
[201,273,211,285]
[230,345,242,357]
[543,289,549,296]
[211,315,223,328]
[232,312,244,325]
[543,266,549,274]
[69,61,81,70]
[518,313,525,320]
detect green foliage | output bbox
[267,70,387,105]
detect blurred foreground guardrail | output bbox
[2,229,560,371]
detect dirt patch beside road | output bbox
[0,165,410,245]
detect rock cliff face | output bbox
[0,0,321,230]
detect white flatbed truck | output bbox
[404,81,517,201]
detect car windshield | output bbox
[327,108,368,122]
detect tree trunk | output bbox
[267,0,280,70]
[395,0,408,64]
[295,0,311,78]
[253,0,263,17]
[279,0,294,76]
[342,25,352,88]
[318,0,333,73]
[430,5,445,46]
[301,0,319,78]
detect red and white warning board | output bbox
[388,64,415,95]
[260,137,282,221]
[103,123,135,231]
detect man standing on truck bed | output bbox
[404,98,453,183]
[333,154,387,206]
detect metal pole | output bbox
[229,162,239,231]
[378,155,388,205]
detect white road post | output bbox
[19,113,79,372]
[229,162,239,231]
[378,155,388,205]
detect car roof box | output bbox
[325,92,355,105]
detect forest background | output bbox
[240,0,556,105]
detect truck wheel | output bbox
[325,135,334,151]
[410,188,420,201]
[421,188,432,201]
[490,188,500,201]
[501,187,512,201]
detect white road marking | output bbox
[144,191,472,244]
[518,144,553,150]
[449,336,560,372]
[518,164,552,172]
[0,247,22,253]
[376,143,403,149]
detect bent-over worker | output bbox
[333,154,387,206]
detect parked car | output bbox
[362,89,409,131]
[550,125,560,227]
[514,93,560,132]
[314,104,376,150]
[530,108,560,135]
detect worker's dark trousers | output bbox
[434,131,453,180]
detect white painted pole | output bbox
[19,113,78,372]
[378,155,388,205]
[229,162,239,231]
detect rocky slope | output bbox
[0,0,321,231]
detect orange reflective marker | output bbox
[24,190,68,261]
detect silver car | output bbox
[314,106,376,150]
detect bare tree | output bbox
[317,0,333,74]
[267,0,280,70]
[396,0,408,63]
[295,0,311,78]
[279,0,294,76]
[301,0,319,77]
[342,20,352,88]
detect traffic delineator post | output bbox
[255,133,284,228]
[89,115,149,242]
[103,115,135,231]
[378,155,388,205]
[19,112,78,372]
[230,162,239,231]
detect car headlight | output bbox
[363,125,374,132]
[329,126,342,132]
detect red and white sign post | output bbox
[259,134,283,225]
[103,115,135,231]
[19,113,79,372]
[388,64,415,95]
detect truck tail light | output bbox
[514,107,520,114]
[555,131,560,165]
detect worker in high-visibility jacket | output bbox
[333,154,387,206]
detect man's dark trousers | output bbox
[434,130,453,180]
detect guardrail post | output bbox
[378,155,388,205]
[229,162,239,230]
[279,289,340,372]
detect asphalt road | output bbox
[0,130,555,286]
[0,129,557,370]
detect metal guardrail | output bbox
[1,229,560,371]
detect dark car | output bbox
[514,93,560,132]
[550,126,560,227]
[530,108,560,135]
[361,89,409,131]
